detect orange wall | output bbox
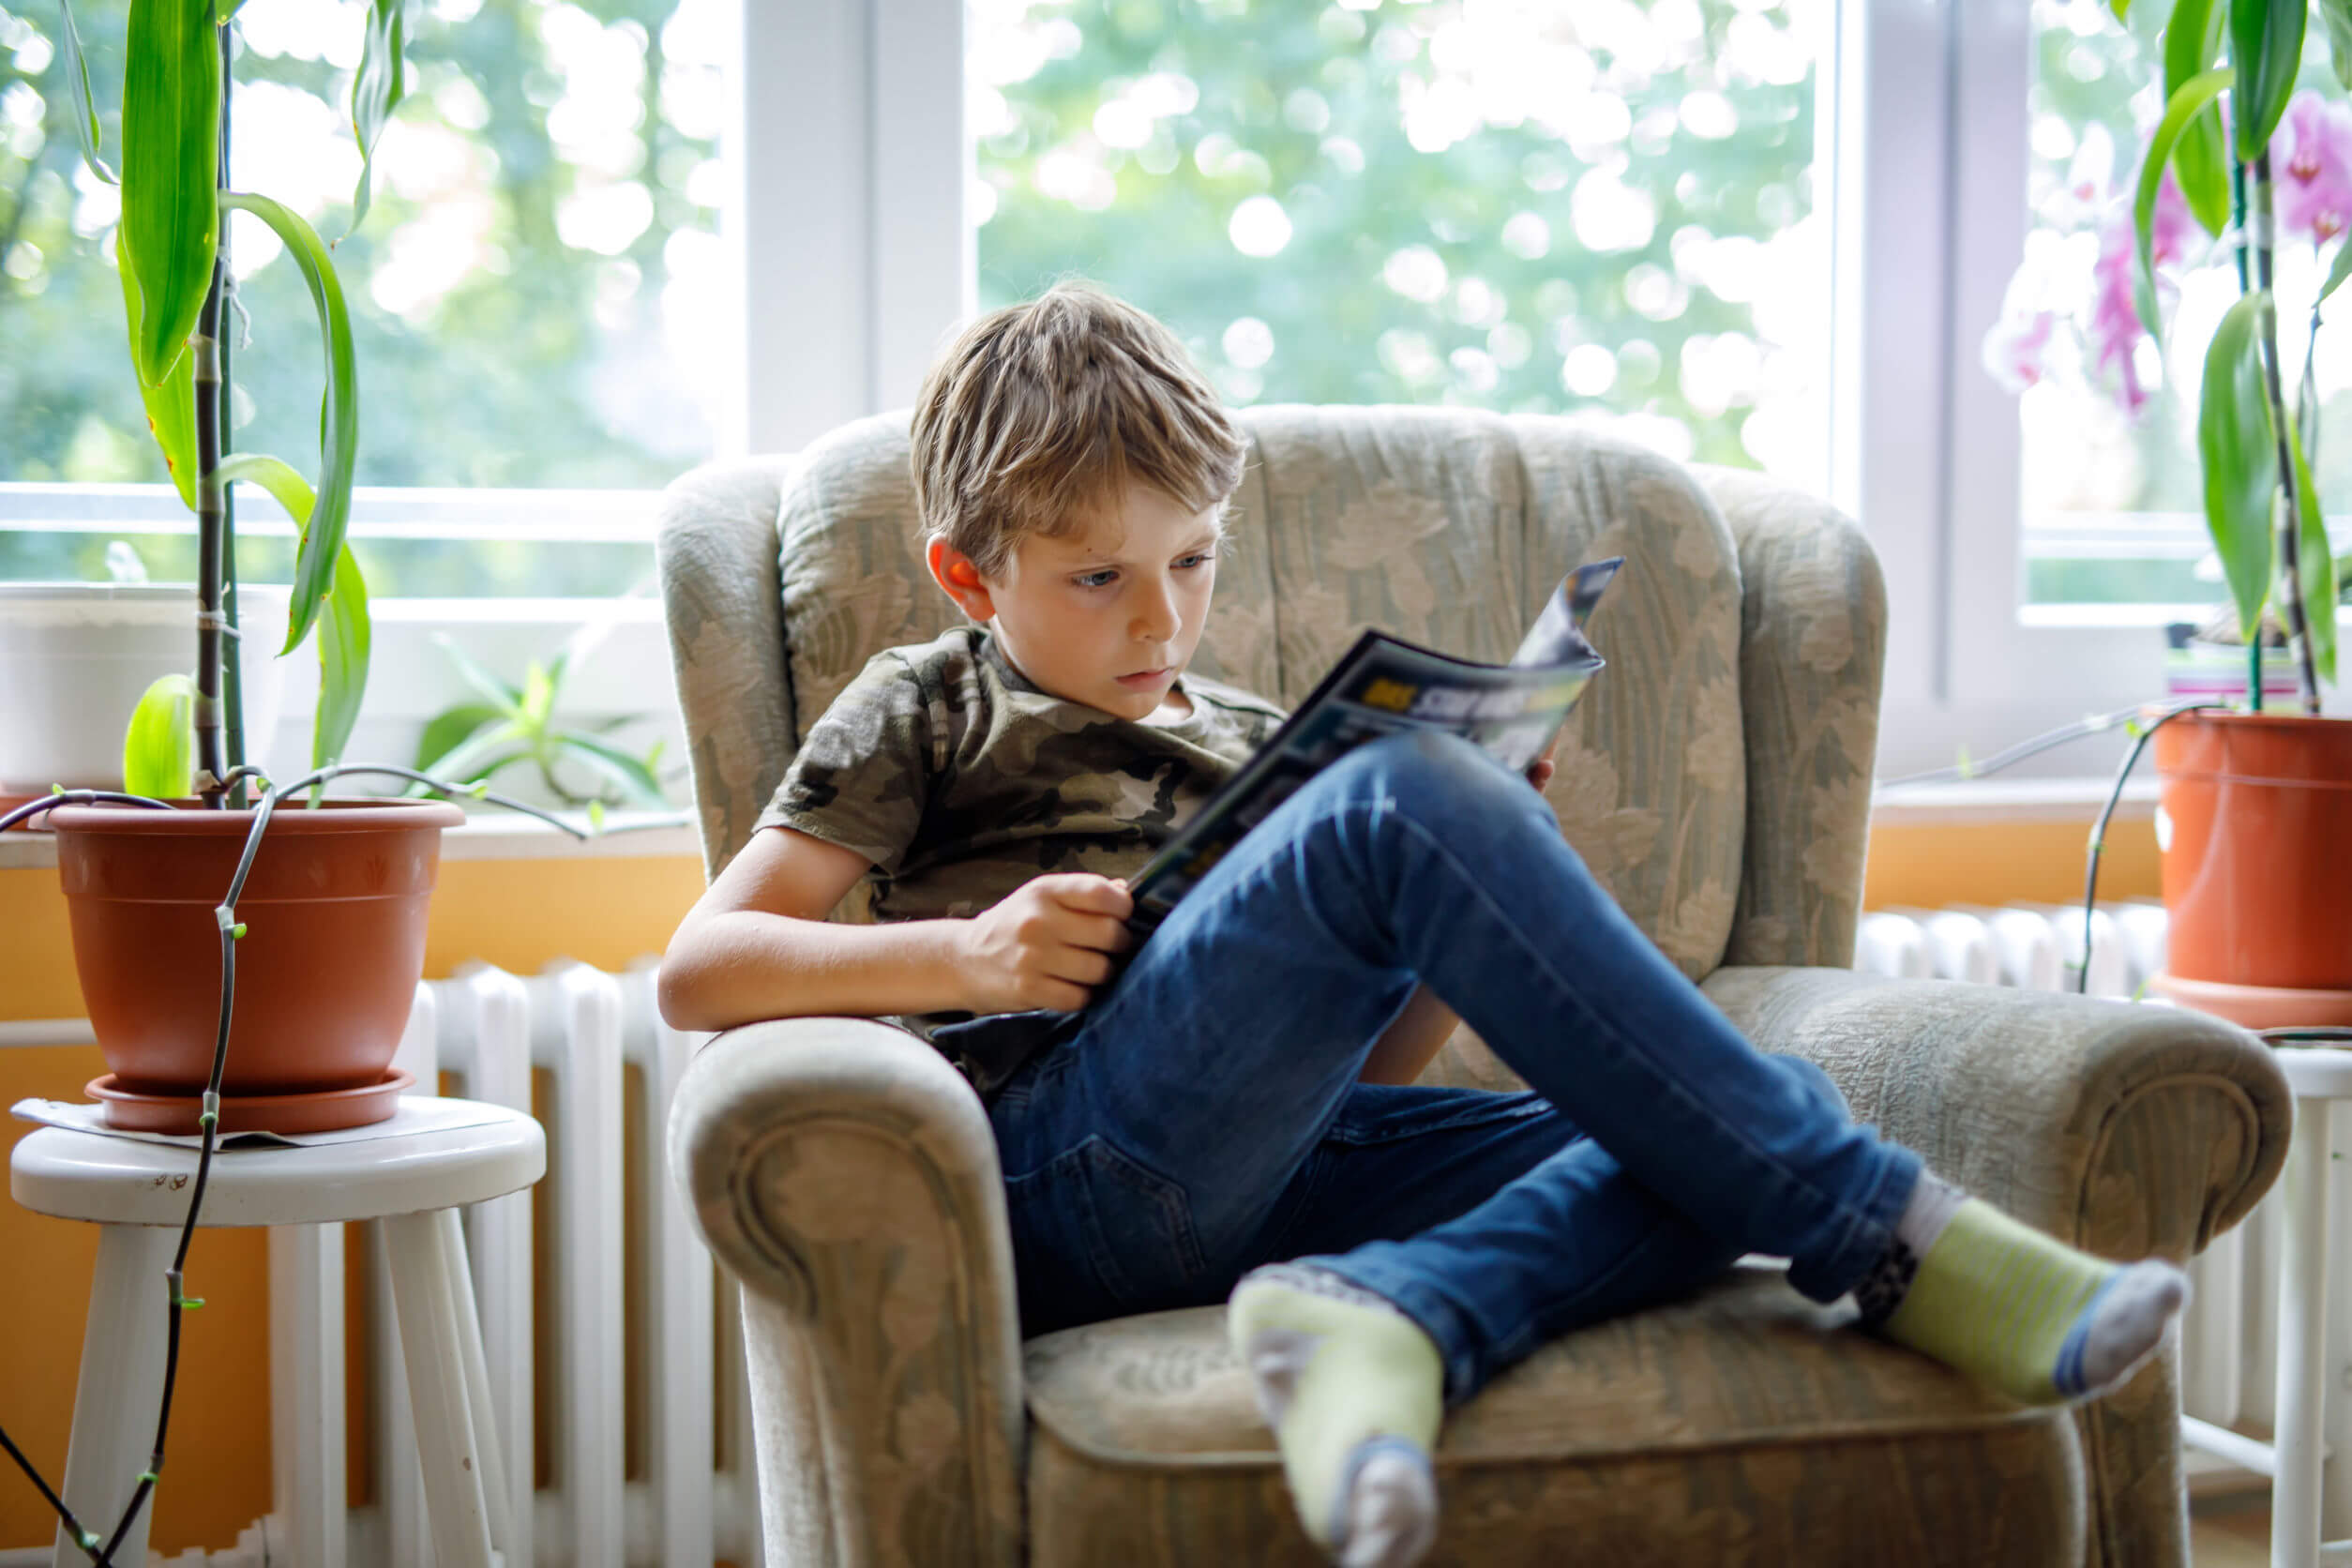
[2,810,2141,1554]
[0,852,704,1555]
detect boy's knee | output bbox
[1330,730,1531,818]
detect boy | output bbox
[659,283,2188,1568]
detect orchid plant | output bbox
[1986,0,2352,714]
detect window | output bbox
[0,0,732,597]
[2013,0,2350,612]
[972,0,1832,488]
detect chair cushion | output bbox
[1021,1266,2084,1566]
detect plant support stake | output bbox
[2251,151,2323,714]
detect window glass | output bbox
[971,0,1829,484]
[2013,0,2344,607]
[0,0,730,593]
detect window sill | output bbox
[0,809,701,872]
[1869,776,2156,828]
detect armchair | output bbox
[660,407,2289,1567]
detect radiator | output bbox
[120,960,766,1568]
[1852,901,2338,1470]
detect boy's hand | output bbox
[959,873,1134,1014]
[1526,745,1559,792]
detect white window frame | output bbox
[23,0,2282,782]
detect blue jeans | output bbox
[960,730,1922,1402]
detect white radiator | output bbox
[1851,902,2336,1468]
[132,960,765,1568]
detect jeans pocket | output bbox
[1003,1135,1206,1329]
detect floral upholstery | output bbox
[659,408,2292,1567]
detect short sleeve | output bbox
[754,649,935,875]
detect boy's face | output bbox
[928,479,1223,721]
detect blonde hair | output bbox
[910,282,1246,578]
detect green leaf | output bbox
[57,0,118,185]
[219,194,357,656]
[119,250,196,510]
[312,543,370,767]
[2166,0,2232,234]
[2319,0,2352,89]
[2287,415,2337,685]
[2200,291,2280,641]
[551,731,669,807]
[2137,68,2236,338]
[216,451,313,522]
[415,703,506,773]
[520,658,556,731]
[416,721,527,787]
[123,671,196,798]
[348,0,406,234]
[2322,231,2352,307]
[430,633,522,711]
[120,0,218,388]
[2229,0,2307,160]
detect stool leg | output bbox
[2276,1093,2331,1568]
[385,1211,493,1568]
[53,1224,175,1568]
[436,1206,512,1551]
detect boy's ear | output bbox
[926,538,996,621]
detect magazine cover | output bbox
[1127,556,1623,930]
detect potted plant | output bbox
[33,0,469,1134]
[1987,0,2352,1026]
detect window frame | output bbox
[20,0,2300,781]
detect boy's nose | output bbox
[1132,580,1181,641]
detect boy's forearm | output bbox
[658,911,975,1033]
[1359,984,1458,1085]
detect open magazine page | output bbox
[1127,557,1621,931]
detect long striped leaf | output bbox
[120,0,218,388]
[2137,68,2235,339]
[216,450,312,520]
[219,192,356,654]
[313,541,370,766]
[2166,0,2232,235]
[2287,415,2337,686]
[2230,0,2307,160]
[2323,0,2352,89]
[56,0,118,184]
[119,239,197,508]
[347,0,406,233]
[414,703,506,773]
[2200,292,2279,641]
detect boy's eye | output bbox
[1175,552,1214,570]
[1072,569,1118,589]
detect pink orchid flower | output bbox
[2081,171,2190,418]
[2275,90,2352,246]
[1983,306,2058,394]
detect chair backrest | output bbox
[661,405,1769,982]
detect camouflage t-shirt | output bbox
[755,625,1285,1082]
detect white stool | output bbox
[10,1098,543,1568]
[2181,1045,2352,1568]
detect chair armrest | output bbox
[669,1016,1026,1568]
[1701,965,2291,1259]
[1702,965,2291,1567]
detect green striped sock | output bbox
[1877,1195,2189,1405]
[1229,1265,1442,1568]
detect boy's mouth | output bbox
[1115,667,1173,689]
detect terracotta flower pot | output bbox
[2151,711,2352,1024]
[51,799,464,1118]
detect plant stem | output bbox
[191,320,227,807]
[2235,158,2264,714]
[215,19,246,807]
[2252,153,2323,715]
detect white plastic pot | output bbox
[0,583,293,792]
